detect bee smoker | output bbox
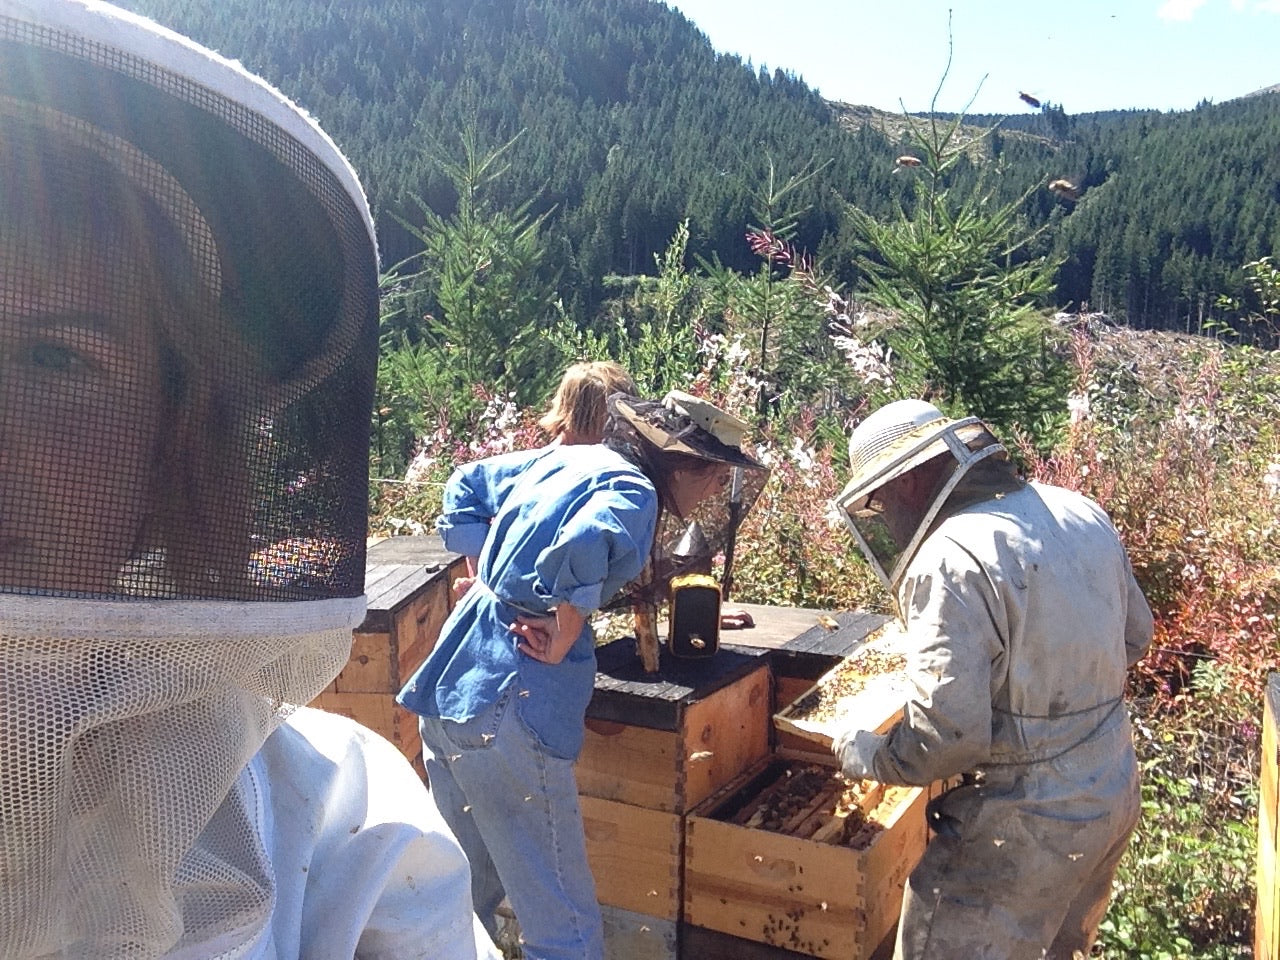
[668,572,721,658]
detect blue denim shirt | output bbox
[397,443,656,759]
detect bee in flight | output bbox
[1049,178,1080,201]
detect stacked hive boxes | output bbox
[579,610,938,960]
[680,611,928,960]
[312,536,466,777]
[576,637,774,960]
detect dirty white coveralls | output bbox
[839,481,1153,959]
[224,707,500,960]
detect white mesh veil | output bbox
[0,597,360,959]
[834,400,1008,593]
[0,1,379,956]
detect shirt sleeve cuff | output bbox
[438,522,488,559]
[563,582,603,612]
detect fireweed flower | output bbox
[745,229,790,264]
[469,392,521,454]
[1264,462,1280,497]
[1067,394,1090,424]
[829,332,893,387]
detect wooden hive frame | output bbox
[773,625,912,755]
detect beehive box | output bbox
[684,756,929,960]
[774,623,912,755]
[576,637,773,814]
[1257,673,1280,960]
[582,794,684,921]
[312,536,466,769]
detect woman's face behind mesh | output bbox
[670,462,732,519]
[1,225,167,594]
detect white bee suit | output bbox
[838,481,1153,959]
[234,708,500,960]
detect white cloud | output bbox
[1252,0,1280,11]
[1157,0,1208,20]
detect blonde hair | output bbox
[538,361,636,444]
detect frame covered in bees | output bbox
[773,624,912,754]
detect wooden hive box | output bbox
[684,756,930,960]
[312,536,466,770]
[600,903,679,960]
[576,637,772,941]
[576,637,773,815]
[582,794,684,921]
[1258,673,1280,960]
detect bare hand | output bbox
[720,608,754,630]
[511,616,561,664]
[452,576,476,600]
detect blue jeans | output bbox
[419,690,603,960]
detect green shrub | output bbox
[1098,663,1258,959]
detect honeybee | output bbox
[1019,91,1042,108]
[1048,178,1080,201]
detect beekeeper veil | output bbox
[834,399,1010,594]
[0,1,378,956]
[601,390,768,608]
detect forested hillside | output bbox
[120,0,1280,332]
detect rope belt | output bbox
[984,696,1125,767]
[992,695,1123,720]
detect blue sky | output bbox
[666,0,1280,115]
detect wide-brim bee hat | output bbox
[0,0,379,602]
[610,390,766,471]
[835,399,998,514]
[602,390,768,610]
[0,0,377,397]
[834,399,1007,592]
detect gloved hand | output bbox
[833,727,887,781]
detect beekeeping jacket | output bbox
[839,478,1153,959]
